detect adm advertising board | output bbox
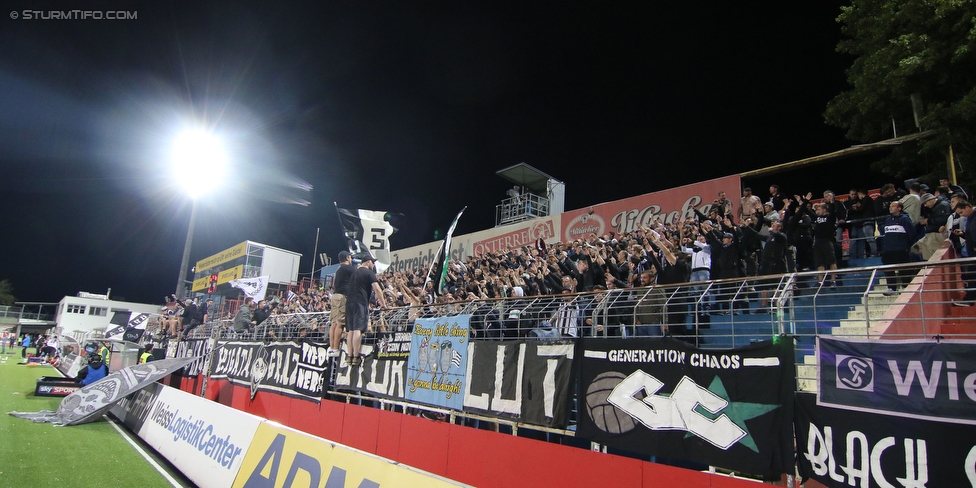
[576,337,795,477]
[111,382,263,488]
[796,392,976,488]
[405,315,470,410]
[818,337,976,425]
[232,422,467,488]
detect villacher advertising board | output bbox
[818,337,976,425]
[463,340,575,428]
[576,337,795,477]
[795,392,976,488]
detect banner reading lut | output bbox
[463,340,575,428]
[576,337,795,477]
[405,315,470,410]
[818,337,976,425]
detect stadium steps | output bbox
[796,292,898,392]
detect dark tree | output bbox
[825,0,976,186]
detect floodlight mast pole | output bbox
[175,198,199,299]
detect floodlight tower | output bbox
[172,128,228,299]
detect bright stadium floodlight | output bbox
[170,128,228,198]
[171,127,229,299]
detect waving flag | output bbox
[335,204,396,272]
[229,276,269,302]
[425,207,467,296]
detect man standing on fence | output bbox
[345,253,387,367]
[328,251,354,358]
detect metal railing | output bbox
[495,191,551,225]
[178,255,974,379]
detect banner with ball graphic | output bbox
[576,336,794,478]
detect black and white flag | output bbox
[336,205,396,272]
[229,276,269,302]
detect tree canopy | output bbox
[0,279,16,306]
[825,0,976,186]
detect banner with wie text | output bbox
[818,337,976,425]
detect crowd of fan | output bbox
[160,177,971,342]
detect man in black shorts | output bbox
[810,202,839,288]
[344,253,387,366]
[328,251,355,358]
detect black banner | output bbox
[463,341,574,428]
[333,334,409,401]
[796,392,976,487]
[818,337,976,425]
[576,337,795,477]
[174,338,212,376]
[209,340,329,402]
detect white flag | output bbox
[336,206,396,273]
[229,276,269,302]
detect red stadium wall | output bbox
[172,377,761,487]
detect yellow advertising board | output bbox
[195,242,247,273]
[191,265,244,292]
[232,423,466,488]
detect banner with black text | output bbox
[576,337,795,477]
[333,332,410,401]
[405,315,470,410]
[209,340,330,402]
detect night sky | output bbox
[0,1,893,304]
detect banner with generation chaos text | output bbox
[576,337,795,477]
[405,315,471,410]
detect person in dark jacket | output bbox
[952,201,976,306]
[880,201,917,294]
[704,218,742,313]
[741,220,789,312]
